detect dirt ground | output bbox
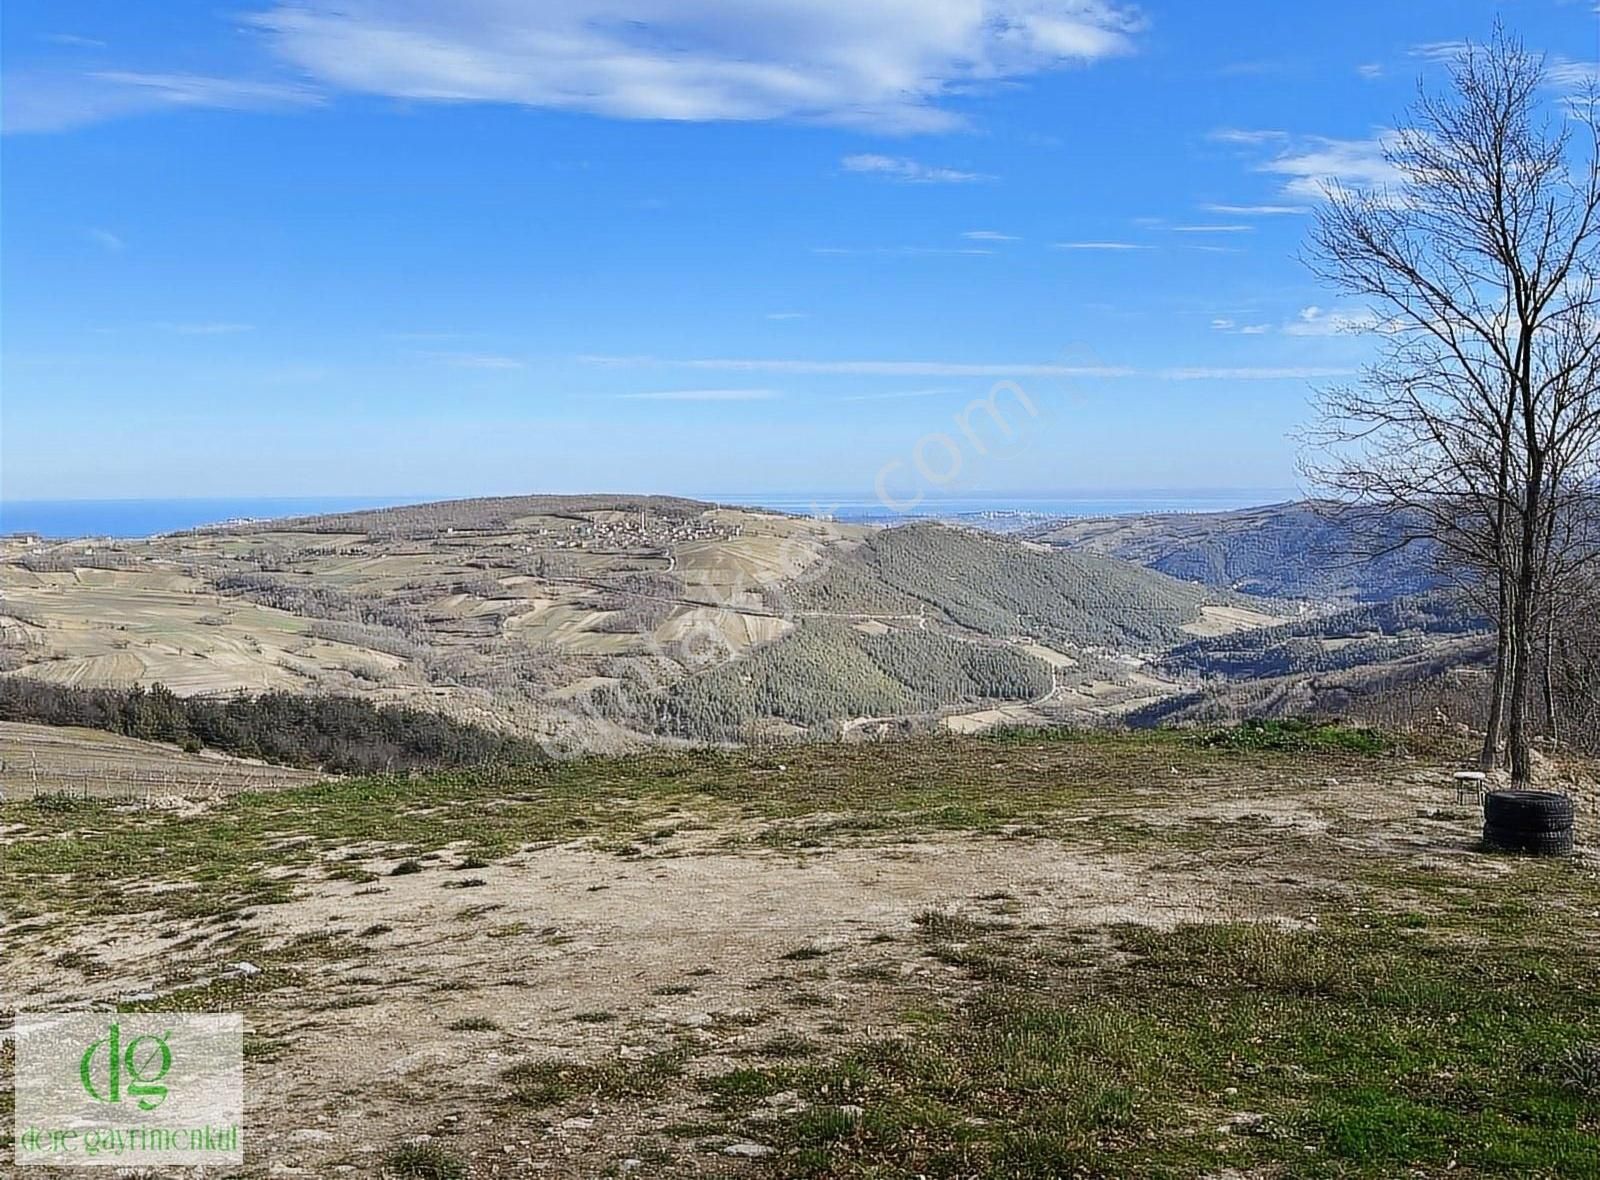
[8,732,1593,1178]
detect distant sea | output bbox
[0,497,415,540]
[0,489,1302,540]
[736,490,1301,524]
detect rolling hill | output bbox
[1027,501,1442,602]
[1,496,1252,747]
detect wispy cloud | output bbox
[1282,305,1381,336]
[811,245,994,257]
[1050,241,1150,251]
[841,154,987,183]
[156,321,254,335]
[1208,127,1287,145]
[1172,224,1253,233]
[582,355,1351,382]
[85,227,123,251]
[422,351,525,369]
[1201,203,1307,215]
[963,230,1019,241]
[618,388,780,401]
[1356,62,1383,81]
[584,355,1134,378]
[1158,366,1352,380]
[1211,318,1270,335]
[247,0,1144,135]
[1549,58,1600,91]
[1410,41,1467,63]
[837,387,960,402]
[43,33,108,49]
[1258,135,1403,198]
[765,311,810,321]
[4,69,322,133]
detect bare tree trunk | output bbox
[1508,471,1543,785]
[1482,576,1510,768]
[1543,612,1560,749]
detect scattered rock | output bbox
[723,1142,774,1158]
[232,961,263,977]
[1220,1112,1268,1135]
[288,1129,335,1145]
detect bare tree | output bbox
[1303,25,1600,783]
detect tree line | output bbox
[0,679,546,774]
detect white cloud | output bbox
[250,0,1144,133]
[4,69,321,133]
[841,154,986,183]
[1172,223,1252,233]
[1201,203,1307,215]
[1208,127,1287,145]
[1549,59,1600,91]
[765,311,810,320]
[1210,317,1270,335]
[963,230,1019,241]
[619,388,781,401]
[1410,41,1468,63]
[1258,134,1404,198]
[1051,240,1149,250]
[85,227,123,251]
[1356,62,1383,81]
[1282,305,1380,336]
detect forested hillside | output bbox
[1029,502,1441,602]
[591,622,1053,741]
[1156,592,1489,680]
[788,524,1216,649]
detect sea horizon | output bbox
[0,488,1304,540]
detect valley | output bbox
[0,495,1488,758]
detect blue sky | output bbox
[4,1,1598,503]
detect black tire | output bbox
[1484,824,1574,856]
[1484,790,1575,833]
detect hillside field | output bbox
[3,727,1597,1178]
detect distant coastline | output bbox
[0,489,1302,540]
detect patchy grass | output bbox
[446,1016,500,1032]
[1199,716,1391,755]
[0,729,1403,926]
[503,1049,689,1109]
[756,867,1600,1179]
[384,1141,468,1179]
